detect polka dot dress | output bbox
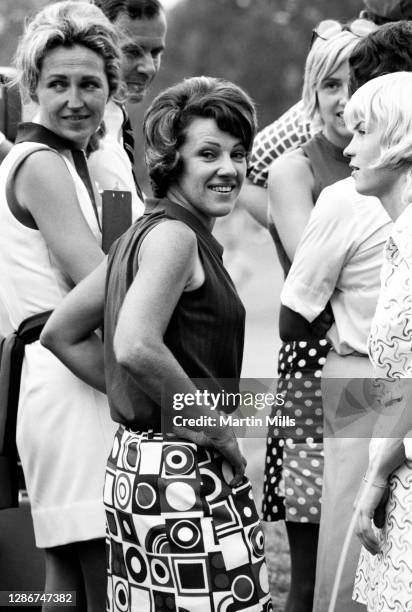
[262,339,330,523]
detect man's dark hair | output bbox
[360,10,399,25]
[94,0,163,22]
[349,20,412,94]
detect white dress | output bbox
[0,141,117,548]
[353,204,412,611]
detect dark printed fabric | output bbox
[262,339,329,523]
[105,427,273,612]
[247,101,313,188]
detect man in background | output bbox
[89,0,167,217]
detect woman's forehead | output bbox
[40,45,105,78]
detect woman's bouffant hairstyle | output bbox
[344,72,412,170]
[302,30,359,130]
[14,1,121,101]
[143,76,257,198]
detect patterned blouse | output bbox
[368,202,412,458]
[247,100,313,187]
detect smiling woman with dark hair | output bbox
[41,76,274,611]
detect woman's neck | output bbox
[166,189,215,230]
[321,126,351,151]
[380,171,409,221]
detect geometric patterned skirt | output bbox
[104,426,273,611]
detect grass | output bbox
[264,522,290,611]
[213,220,293,609]
[242,438,290,611]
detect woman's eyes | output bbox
[200,150,216,159]
[48,80,100,91]
[232,150,247,161]
[49,81,65,91]
[83,81,100,90]
[323,81,340,90]
[199,149,246,160]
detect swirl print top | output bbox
[353,203,412,611]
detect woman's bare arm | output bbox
[113,220,246,483]
[236,178,269,227]
[268,149,315,262]
[41,260,107,392]
[15,150,104,284]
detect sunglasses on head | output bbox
[310,18,379,48]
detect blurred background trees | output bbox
[0,0,364,187]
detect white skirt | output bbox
[17,341,117,548]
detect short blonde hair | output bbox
[344,72,412,169]
[303,30,359,130]
[14,1,121,101]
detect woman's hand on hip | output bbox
[172,424,247,487]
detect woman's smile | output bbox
[167,116,247,227]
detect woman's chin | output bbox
[353,181,376,200]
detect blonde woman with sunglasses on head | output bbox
[261,27,361,612]
[241,0,412,221]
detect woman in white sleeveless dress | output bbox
[0,3,121,608]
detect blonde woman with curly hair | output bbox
[344,71,412,612]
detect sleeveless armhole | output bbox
[131,217,204,291]
[5,146,59,230]
[131,217,171,277]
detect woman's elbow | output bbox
[279,304,310,342]
[113,332,155,375]
[40,320,73,358]
[279,328,294,342]
[40,325,59,353]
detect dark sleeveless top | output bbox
[269,131,350,276]
[104,198,246,428]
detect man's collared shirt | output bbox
[88,100,144,221]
